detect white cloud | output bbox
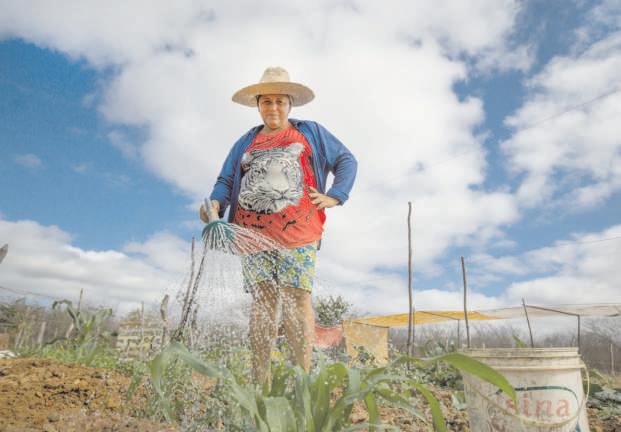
[123,232,190,274]
[71,163,90,174]
[0,0,527,273]
[470,225,621,305]
[14,153,43,169]
[0,218,189,313]
[108,130,138,159]
[474,43,534,73]
[102,172,132,187]
[2,215,617,318]
[502,31,621,210]
[12,0,621,316]
[67,126,87,136]
[573,0,621,51]
[0,0,208,67]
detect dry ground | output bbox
[0,358,177,432]
[0,358,619,431]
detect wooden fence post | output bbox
[522,298,535,348]
[77,288,83,315]
[577,315,581,355]
[611,343,615,376]
[160,294,170,347]
[139,301,145,360]
[36,321,47,347]
[407,202,415,356]
[64,322,74,339]
[461,256,471,348]
[14,326,24,349]
[177,237,197,341]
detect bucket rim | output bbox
[460,347,579,357]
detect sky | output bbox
[0,0,620,317]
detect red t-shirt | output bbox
[233,127,325,248]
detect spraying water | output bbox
[175,199,316,379]
[161,199,321,428]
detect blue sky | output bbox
[1,0,619,314]
[1,42,193,249]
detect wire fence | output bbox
[1,287,619,377]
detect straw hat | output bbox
[232,67,315,107]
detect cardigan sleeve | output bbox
[315,122,358,205]
[209,145,236,217]
[209,132,248,217]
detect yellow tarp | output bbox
[343,311,498,364]
[353,310,499,328]
[343,320,389,365]
[343,305,621,365]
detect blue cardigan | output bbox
[210,118,358,222]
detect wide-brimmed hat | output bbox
[232,67,315,107]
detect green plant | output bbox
[19,342,121,369]
[512,334,528,348]
[314,295,351,327]
[401,340,462,390]
[409,360,462,390]
[587,369,621,420]
[351,344,378,367]
[123,341,254,430]
[44,300,114,366]
[150,342,517,431]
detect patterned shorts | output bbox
[242,243,317,292]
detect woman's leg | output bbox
[249,282,279,385]
[281,286,315,371]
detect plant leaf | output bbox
[264,396,297,432]
[513,335,527,348]
[165,342,226,379]
[364,392,381,431]
[312,359,331,429]
[343,367,361,422]
[434,352,516,403]
[149,349,175,421]
[293,366,314,432]
[409,381,447,432]
[374,385,426,423]
[270,362,292,397]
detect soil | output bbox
[1,358,619,431]
[588,407,621,432]
[349,388,470,431]
[349,396,621,432]
[0,358,177,432]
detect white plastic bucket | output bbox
[461,348,589,432]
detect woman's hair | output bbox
[256,95,294,106]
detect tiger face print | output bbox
[238,143,305,214]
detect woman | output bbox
[200,67,357,384]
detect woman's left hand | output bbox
[308,187,340,210]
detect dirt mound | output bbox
[0,358,177,432]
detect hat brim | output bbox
[232,82,315,107]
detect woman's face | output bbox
[258,94,291,131]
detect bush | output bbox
[314,295,351,327]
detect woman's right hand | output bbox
[199,200,220,223]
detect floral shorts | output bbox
[242,243,317,292]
